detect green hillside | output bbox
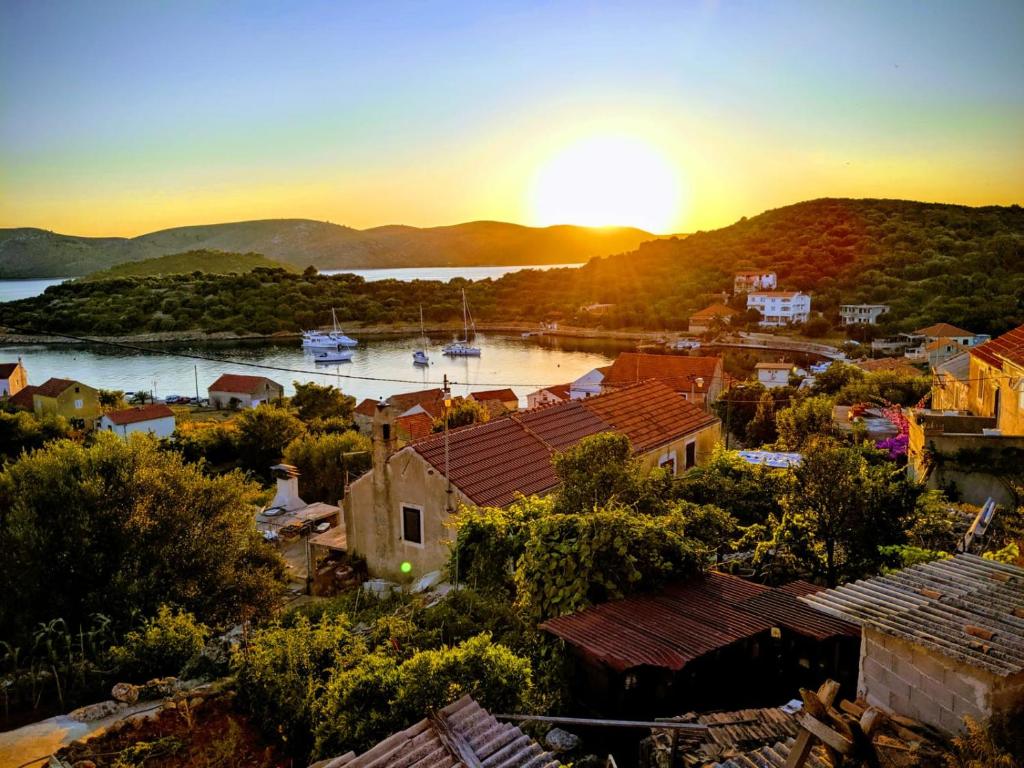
[0,219,664,278]
[81,250,298,280]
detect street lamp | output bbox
[688,374,705,408]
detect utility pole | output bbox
[194,365,200,403]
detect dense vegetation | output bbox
[80,249,297,280]
[3,199,1021,337]
[0,219,659,277]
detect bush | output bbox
[109,605,210,681]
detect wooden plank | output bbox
[798,714,855,755]
[839,700,865,717]
[859,708,885,737]
[784,681,841,768]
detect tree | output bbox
[0,410,73,463]
[98,389,127,410]
[835,369,931,407]
[774,395,835,450]
[713,382,768,444]
[0,433,285,643]
[432,398,489,432]
[283,430,371,502]
[746,391,780,446]
[803,315,832,338]
[675,446,789,526]
[811,362,864,396]
[235,404,307,476]
[290,380,355,424]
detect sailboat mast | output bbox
[462,289,469,339]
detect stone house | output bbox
[0,360,27,397]
[601,352,725,406]
[343,380,722,579]
[801,554,1024,735]
[353,388,445,434]
[207,374,283,409]
[98,404,176,439]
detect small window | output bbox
[685,441,697,469]
[74,399,84,409]
[401,505,423,545]
[382,424,391,441]
[659,456,677,476]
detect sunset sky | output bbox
[2,1,1022,236]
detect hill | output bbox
[3,199,1022,338]
[80,250,299,280]
[0,219,663,278]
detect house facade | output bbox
[344,381,722,579]
[23,378,102,428]
[526,383,570,409]
[839,304,889,325]
[98,404,176,439]
[469,388,519,415]
[569,366,609,399]
[733,271,777,293]
[207,374,284,409]
[0,361,27,397]
[755,362,793,389]
[353,388,445,434]
[601,352,725,405]
[746,291,811,326]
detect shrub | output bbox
[109,605,210,681]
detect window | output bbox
[74,399,84,409]
[685,440,697,469]
[401,505,423,545]
[659,454,677,476]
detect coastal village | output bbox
[1,263,1022,768]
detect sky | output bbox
[1,0,1022,236]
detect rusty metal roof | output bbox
[310,695,559,768]
[540,572,856,673]
[800,554,1024,677]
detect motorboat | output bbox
[328,307,358,347]
[313,349,353,363]
[302,331,339,348]
[667,338,701,351]
[442,289,481,357]
[413,305,430,365]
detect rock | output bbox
[544,727,581,753]
[111,682,140,703]
[68,699,128,722]
[139,676,180,699]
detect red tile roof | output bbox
[603,353,722,395]
[690,303,738,320]
[411,381,719,507]
[395,411,434,442]
[0,362,22,379]
[970,322,1024,370]
[545,382,571,399]
[925,337,959,352]
[103,404,175,426]
[8,385,38,410]
[471,388,518,403]
[34,377,81,398]
[208,373,280,395]
[914,322,974,338]
[355,388,445,418]
[540,572,857,673]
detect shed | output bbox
[98,404,176,439]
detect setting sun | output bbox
[528,136,683,233]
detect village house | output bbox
[98,404,176,439]
[10,377,102,428]
[569,365,610,399]
[0,360,28,397]
[688,303,738,334]
[854,356,922,376]
[733,270,777,293]
[839,303,889,325]
[541,571,859,718]
[746,291,811,326]
[343,380,722,579]
[353,388,445,434]
[469,387,519,416]
[755,361,793,389]
[526,382,571,409]
[207,373,284,409]
[801,554,1024,735]
[601,352,725,405]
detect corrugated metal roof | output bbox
[800,554,1024,676]
[310,695,559,768]
[540,572,857,673]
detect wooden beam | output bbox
[798,714,855,755]
[784,680,841,768]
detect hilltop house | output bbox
[755,361,793,389]
[343,381,722,579]
[353,388,445,434]
[0,360,27,397]
[207,374,283,409]
[733,270,777,293]
[601,352,725,405]
[526,382,571,409]
[98,404,176,439]
[839,303,889,325]
[746,291,811,326]
[907,323,1024,504]
[688,303,738,334]
[11,377,102,428]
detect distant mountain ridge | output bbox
[0,219,668,278]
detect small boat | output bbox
[443,289,481,357]
[667,338,701,351]
[328,307,358,347]
[413,306,430,365]
[314,349,353,363]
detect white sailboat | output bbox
[413,305,430,365]
[328,308,359,347]
[443,289,481,357]
[313,349,354,363]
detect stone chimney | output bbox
[371,398,397,473]
[269,464,305,511]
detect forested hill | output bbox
[2,198,1022,337]
[80,250,298,280]
[0,219,661,278]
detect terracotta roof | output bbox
[102,404,175,426]
[208,373,280,395]
[914,322,974,338]
[690,303,738,320]
[8,384,38,410]
[355,388,445,419]
[411,381,719,507]
[925,336,959,352]
[395,411,434,442]
[471,388,517,402]
[542,382,571,399]
[311,695,559,768]
[541,572,856,673]
[749,291,801,298]
[0,362,22,379]
[603,353,722,395]
[970,322,1024,370]
[33,377,82,398]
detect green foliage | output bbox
[946,712,1022,768]
[433,398,489,432]
[774,395,836,450]
[878,545,951,572]
[108,605,210,682]
[674,446,789,526]
[811,362,865,396]
[98,389,127,409]
[834,369,931,406]
[0,410,74,463]
[235,404,307,476]
[745,390,782,446]
[81,249,298,280]
[0,433,285,644]
[282,430,371,502]
[802,316,832,337]
[290,380,355,424]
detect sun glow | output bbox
[529,135,683,233]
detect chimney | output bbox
[372,398,397,473]
[269,464,305,511]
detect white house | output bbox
[755,362,793,389]
[569,366,610,399]
[526,383,571,409]
[98,404,176,439]
[208,373,284,409]
[746,291,811,326]
[734,271,777,293]
[840,304,890,325]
